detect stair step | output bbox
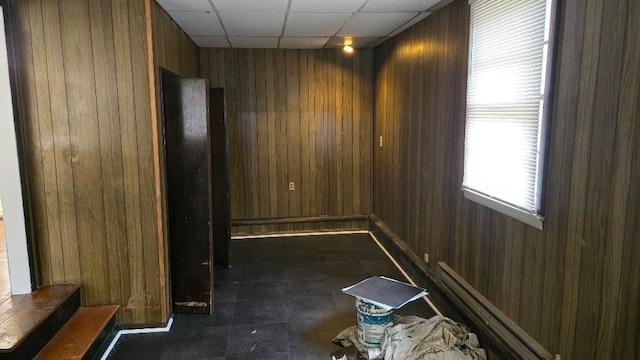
[0,284,80,359]
[35,305,119,360]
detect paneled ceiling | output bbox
[156,0,445,49]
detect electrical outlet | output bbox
[288,182,295,191]
[423,253,429,263]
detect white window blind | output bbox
[463,0,554,229]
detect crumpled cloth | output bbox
[333,315,486,360]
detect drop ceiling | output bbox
[156,0,446,49]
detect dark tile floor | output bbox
[106,233,436,360]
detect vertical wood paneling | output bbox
[88,0,127,307]
[201,49,373,227]
[12,0,198,325]
[59,0,109,306]
[373,0,640,358]
[612,1,640,358]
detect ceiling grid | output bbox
[156,0,443,49]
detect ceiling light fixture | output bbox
[343,37,354,54]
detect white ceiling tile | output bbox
[211,0,289,12]
[325,36,380,48]
[156,0,213,12]
[168,11,225,36]
[338,12,417,37]
[228,37,279,48]
[290,0,366,13]
[284,13,351,37]
[279,37,329,49]
[190,36,230,47]
[220,12,285,36]
[388,12,431,37]
[361,0,440,12]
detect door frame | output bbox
[0,1,40,294]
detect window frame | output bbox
[462,0,559,230]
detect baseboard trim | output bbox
[231,215,369,236]
[231,215,369,226]
[99,317,173,360]
[232,229,369,240]
[437,262,555,360]
[368,215,462,320]
[369,214,555,360]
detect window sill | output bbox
[462,188,544,230]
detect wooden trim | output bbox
[231,215,369,226]
[144,0,166,324]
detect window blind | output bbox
[462,0,553,229]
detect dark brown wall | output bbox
[12,0,198,325]
[373,0,640,359]
[200,48,373,233]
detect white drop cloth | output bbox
[333,315,486,360]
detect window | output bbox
[462,0,556,230]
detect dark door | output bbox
[162,74,213,314]
[210,88,231,267]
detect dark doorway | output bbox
[161,70,213,314]
[209,88,231,268]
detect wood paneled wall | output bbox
[11,0,198,325]
[151,3,199,78]
[200,49,373,231]
[373,0,640,358]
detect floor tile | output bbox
[226,353,288,360]
[284,278,332,298]
[319,250,356,262]
[286,295,336,322]
[233,300,287,325]
[214,263,243,283]
[225,322,289,356]
[241,263,284,282]
[107,333,169,360]
[288,318,353,358]
[237,281,286,301]
[282,262,327,282]
[172,302,236,328]
[360,259,405,278]
[160,326,230,358]
[214,281,239,302]
[322,260,370,278]
[105,234,440,360]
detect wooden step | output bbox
[35,305,119,360]
[0,284,80,360]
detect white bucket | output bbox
[355,298,393,347]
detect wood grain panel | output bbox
[200,49,374,233]
[373,0,640,358]
[10,0,198,325]
[59,0,109,306]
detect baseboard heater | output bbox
[436,262,557,360]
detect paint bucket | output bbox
[355,298,393,347]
